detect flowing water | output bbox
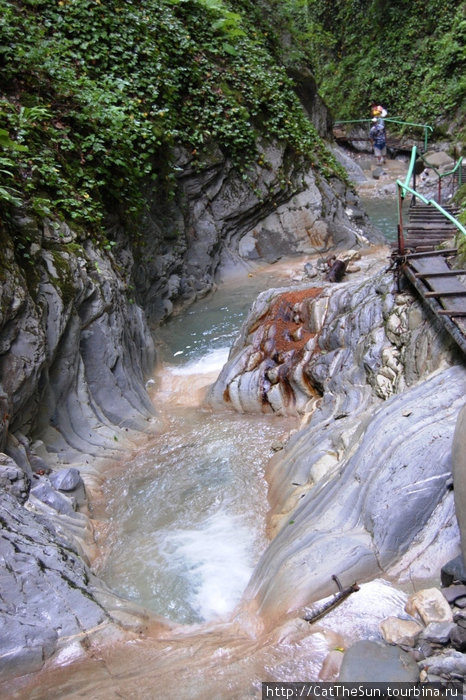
[95,265,297,624]
[9,196,406,698]
[95,181,400,626]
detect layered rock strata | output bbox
[133,141,382,324]
[206,263,465,625]
[0,139,373,680]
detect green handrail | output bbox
[396,146,466,254]
[334,118,433,151]
[421,153,463,185]
[384,119,433,152]
[398,182,465,234]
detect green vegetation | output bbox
[0,0,341,234]
[255,0,465,130]
[1,0,463,238]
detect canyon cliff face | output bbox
[132,139,376,325]
[0,130,375,680]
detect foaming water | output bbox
[97,401,292,623]
[8,239,406,698]
[95,266,299,623]
[159,510,255,620]
[168,346,230,376]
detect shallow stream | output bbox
[9,192,408,699]
[95,266,297,624]
[95,195,398,625]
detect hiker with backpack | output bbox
[369,117,387,165]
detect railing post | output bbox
[397,186,405,255]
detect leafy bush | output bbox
[0,0,341,234]
[262,0,465,130]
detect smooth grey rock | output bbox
[0,222,157,465]
[421,621,455,644]
[441,584,466,604]
[49,467,83,492]
[423,151,455,171]
[450,624,466,651]
[0,619,58,681]
[5,435,33,476]
[452,404,466,567]
[419,650,466,677]
[339,640,419,682]
[244,365,466,620]
[136,138,380,325]
[331,146,368,185]
[0,491,108,681]
[30,480,75,514]
[441,555,466,586]
[27,452,50,474]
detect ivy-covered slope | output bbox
[248,0,465,134]
[0,0,343,235]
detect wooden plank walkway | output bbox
[403,204,459,252]
[395,200,466,354]
[402,252,466,354]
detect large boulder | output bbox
[452,403,466,565]
[207,263,457,419]
[243,365,466,626]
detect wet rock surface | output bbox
[207,252,460,418]
[1,137,465,689]
[0,226,156,469]
[134,141,381,324]
[244,364,466,622]
[0,222,158,680]
[338,640,419,682]
[0,489,108,681]
[0,134,374,682]
[212,259,466,648]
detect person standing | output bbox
[369,117,387,165]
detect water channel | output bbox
[9,181,408,699]
[95,192,399,626]
[95,266,298,624]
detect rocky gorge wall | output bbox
[0,135,377,681]
[132,139,379,324]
